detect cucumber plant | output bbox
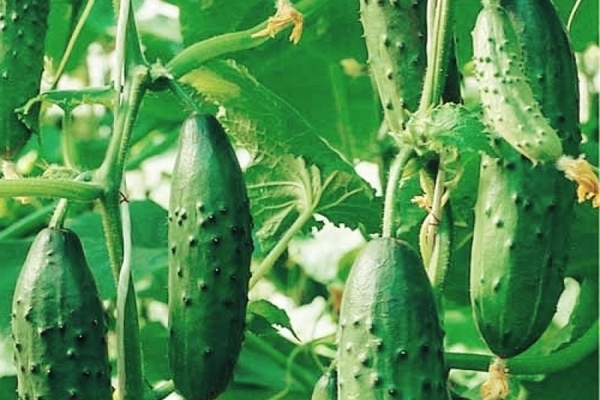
[0,0,596,399]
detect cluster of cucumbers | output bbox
[310,0,581,398]
[11,113,253,400]
[5,0,583,398]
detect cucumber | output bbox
[168,114,253,400]
[0,0,50,160]
[469,0,580,359]
[337,237,448,399]
[311,365,337,400]
[11,227,112,400]
[359,0,426,133]
[500,0,580,156]
[471,2,563,163]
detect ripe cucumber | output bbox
[337,237,448,399]
[499,0,580,156]
[359,0,426,133]
[470,1,580,359]
[11,227,112,400]
[471,3,563,163]
[168,114,253,400]
[311,366,337,400]
[0,0,50,160]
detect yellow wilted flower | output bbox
[556,156,600,208]
[251,0,304,44]
[481,358,510,400]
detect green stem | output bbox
[0,203,54,240]
[167,79,202,113]
[167,0,326,79]
[97,66,150,187]
[249,207,314,288]
[61,108,77,169]
[48,198,70,229]
[446,320,599,374]
[417,0,452,113]
[50,0,96,90]
[381,147,414,238]
[0,179,102,200]
[246,333,316,390]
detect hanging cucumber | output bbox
[359,0,427,133]
[0,0,50,160]
[337,238,448,399]
[168,114,253,400]
[11,227,112,400]
[472,2,563,163]
[499,0,580,156]
[470,1,580,359]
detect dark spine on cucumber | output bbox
[359,0,427,133]
[0,0,50,160]
[337,237,448,399]
[168,114,253,400]
[11,227,112,400]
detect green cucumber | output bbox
[500,0,580,156]
[359,0,427,133]
[472,2,563,163]
[469,0,580,359]
[11,227,112,400]
[168,114,253,400]
[0,0,50,160]
[337,237,448,399]
[311,365,338,400]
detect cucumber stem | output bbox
[381,147,413,238]
[50,0,96,90]
[417,0,452,113]
[0,178,102,200]
[48,198,70,229]
[249,206,314,288]
[446,320,599,374]
[166,0,327,79]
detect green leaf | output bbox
[247,299,299,340]
[180,59,380,250]
[407,103,492,156]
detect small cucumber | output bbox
[11,227,112,400]
[472,3,563,163]
[0,0,50,160]
[311,365,337,400]
[168,114,253,400]
[359,0,427,132]
[337,237,448,399]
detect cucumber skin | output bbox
[11,227,112,400]
[359,0,426,132]
[472,5,563,163]
[337,238,448,400]
[168,114,253,400]
[311,368,337,400]
[0,0,50,160]
[470,1,580,358]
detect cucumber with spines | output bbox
[0,0,50,160]
[470,0,580,359]
[472,3,563,163]
[168,114,253,400]
[11,227,112,400]
[337,237,449,399]
[359,0,427,133]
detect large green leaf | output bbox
[180,60,380,250]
